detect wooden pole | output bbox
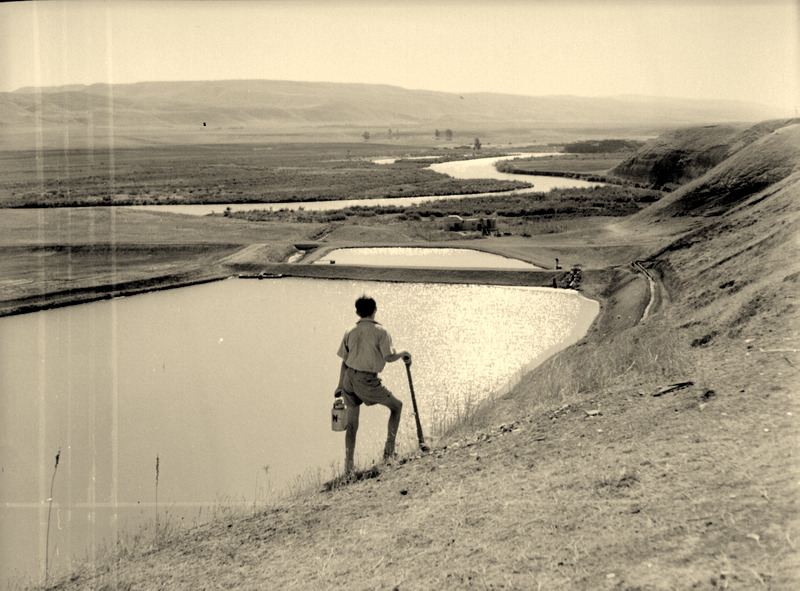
[404,362,429,452]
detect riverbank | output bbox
[17,256,644,591]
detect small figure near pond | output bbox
[335,295,411,475]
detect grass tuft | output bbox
[594,467,640,492]
[45,448,61,586]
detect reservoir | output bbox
[312,247,542,269]
[0,277,597,584]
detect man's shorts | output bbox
[342,367,393,407]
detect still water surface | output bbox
[313,247,541,269]
[0,278,597,584]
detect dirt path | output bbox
[632,261,658,321]
[218,243,270,265]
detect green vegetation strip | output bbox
[0,144,528,208]
[229,185,663,223]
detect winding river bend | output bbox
[126,153,603,216]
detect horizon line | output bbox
[3,78,787,112]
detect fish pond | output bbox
[312,247,542,269]
[0,277,597,585]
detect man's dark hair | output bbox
[355,295,377,318]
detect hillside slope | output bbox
[635,123,800,219]
[4,80,778,127]
[646,170,799,344]
[610,118,799,190]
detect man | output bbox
[335,295,411,475]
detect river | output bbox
[125,153,603,216]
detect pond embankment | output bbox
[0,270,229,318]
[233,262,571,287]
[0,255,630,319]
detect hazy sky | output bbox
[1,0,797,112]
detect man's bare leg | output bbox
[344,403,360,475]
[381,395,403,459]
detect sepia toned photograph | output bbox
[0,0,798,588]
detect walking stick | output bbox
[404,360,429,452]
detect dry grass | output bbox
[441,316,694,443]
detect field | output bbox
[0,143,530,208]
[499,153,629,175]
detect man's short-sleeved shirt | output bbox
[337,318,394,373]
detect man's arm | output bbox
[379,329,410,365]
[384,350,411,364]
[335,332,349,397]
[335,361,347,397]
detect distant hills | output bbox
[0,80,787,150]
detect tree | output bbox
[362,131,370,142]
[445,129,453,141]
[434,129,440,140]
[388,128,393,139]
[473,137,481,150]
